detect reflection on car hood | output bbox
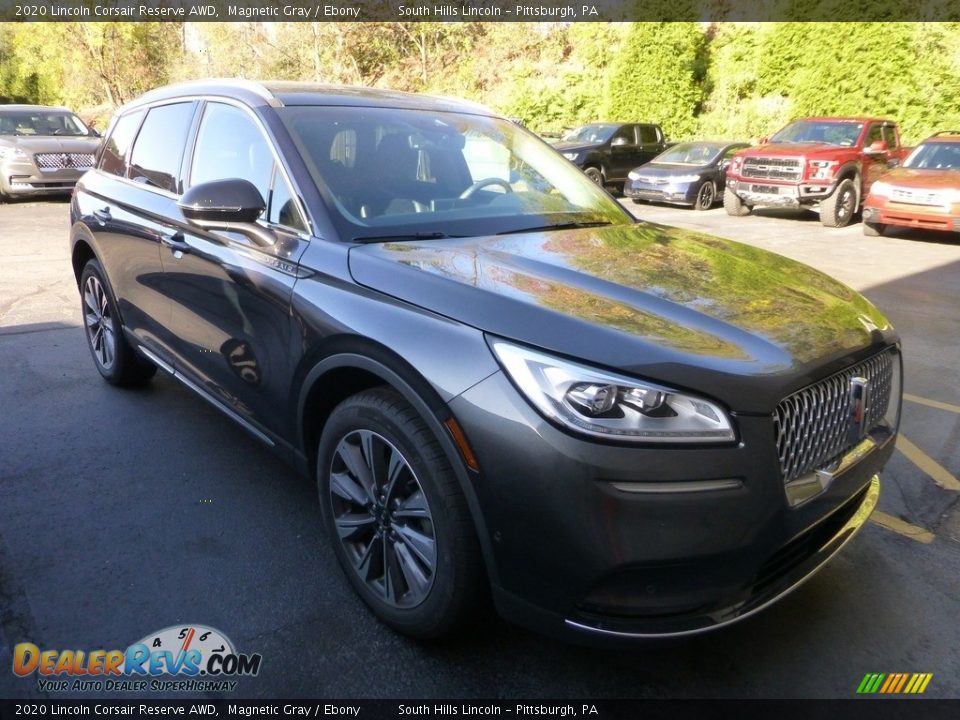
[0,136,100,154]
[349,223,894,412]
[553,142,600,154]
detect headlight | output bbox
[670,174,703,184]
[490,339,735,443]
[0,146,27,161]
[562,152,580,161]
[807,159,838,180]
[627,170,641,181]
[870,181,891,198]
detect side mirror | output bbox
[88,128,101,138]
[611,136,629,147]
[178,178,275,247]
[864,140,889,155]
[757,136,769,145]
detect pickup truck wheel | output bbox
[584,166,604,186]
[820,178,858,227]
[863,221,886,237]
[723,187,751,216]
[694,181,716,211]
[317,388,485,639]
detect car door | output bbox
[160,100,311,441]
[637,124,664,166]
[608,125,641,181]
[862,122,890,195]
[77,102,197,361]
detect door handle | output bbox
[160,231,190,254]
[92,207,111,223]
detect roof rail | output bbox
[930,130,960,137]
[170,78,281,107]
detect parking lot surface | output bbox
[1,199,958,699]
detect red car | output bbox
[862,131,960,236]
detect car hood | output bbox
[553,141,601,154]
[741,143,851,159]
[0,135,100,154]
[632,162,711,178]
[877,167,960,190]
[348,223,895,412]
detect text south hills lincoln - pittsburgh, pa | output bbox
[397,5,600,18]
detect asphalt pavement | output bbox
[0,198,958,700]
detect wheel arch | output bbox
[836,163,862,200]
[295,336,500,585]
[70,229,98,287]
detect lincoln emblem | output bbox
[848,376,871,444]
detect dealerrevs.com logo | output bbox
[13,625,262,693]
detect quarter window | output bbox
[99,110,144,177]
[128,103,195,193]
[882,125,899,150]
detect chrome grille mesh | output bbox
[774,350,894,483]
[34,152,94,170]
[742,157,803,181]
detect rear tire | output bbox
[316,388,485,639]
[80,259,156,386]
[723,187,751,216]
[863,221,886,237]
[819,178,858,227]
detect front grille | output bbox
[774,350,894,483]
[741,157,803,181]
[33,153,94,171]
[890,188,944,206]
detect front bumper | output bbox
[624,179,696,205]
[727,178,837,208]
[1,160,85,196]
[450,370,894,643]
[863,200,960,233]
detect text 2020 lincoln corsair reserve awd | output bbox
[70,80,902,643]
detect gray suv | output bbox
[69,81,901,643]
[0,104,100,200]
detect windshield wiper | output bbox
[496,220,614,236]
[352,231,465,244]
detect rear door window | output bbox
[639,125,660,144]
[128,103,196,193]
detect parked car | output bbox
[0,104,101,201]
[555,122,668,188]
[862,131,960,237]
[624,141,750,210]
[724,117,910,227]
[71,81,901,644]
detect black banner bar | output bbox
[1,0,960,22]
[1,699,960,720]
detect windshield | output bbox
[280,107,632,241]
[0,110,90,137]
[561,124,619,144]
[654,142,726,165]
[769,121,863,147]
[902,141,960,170]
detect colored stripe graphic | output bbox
[857,673,932,694]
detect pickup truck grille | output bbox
[774,350,894,483]
[34,152,95,171]
[741,157,803,181]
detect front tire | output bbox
[316,388,484,639]
[694,180,716,211]
[584,166,604,186]
[820,178,858,227]
[80,259,156,386]
[723,187,751,216]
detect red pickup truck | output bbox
[724,117,910,227]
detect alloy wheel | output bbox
[83,275,116,370]
[837,188,854,221]
[328,429,437,609]
[697,182,715,210]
